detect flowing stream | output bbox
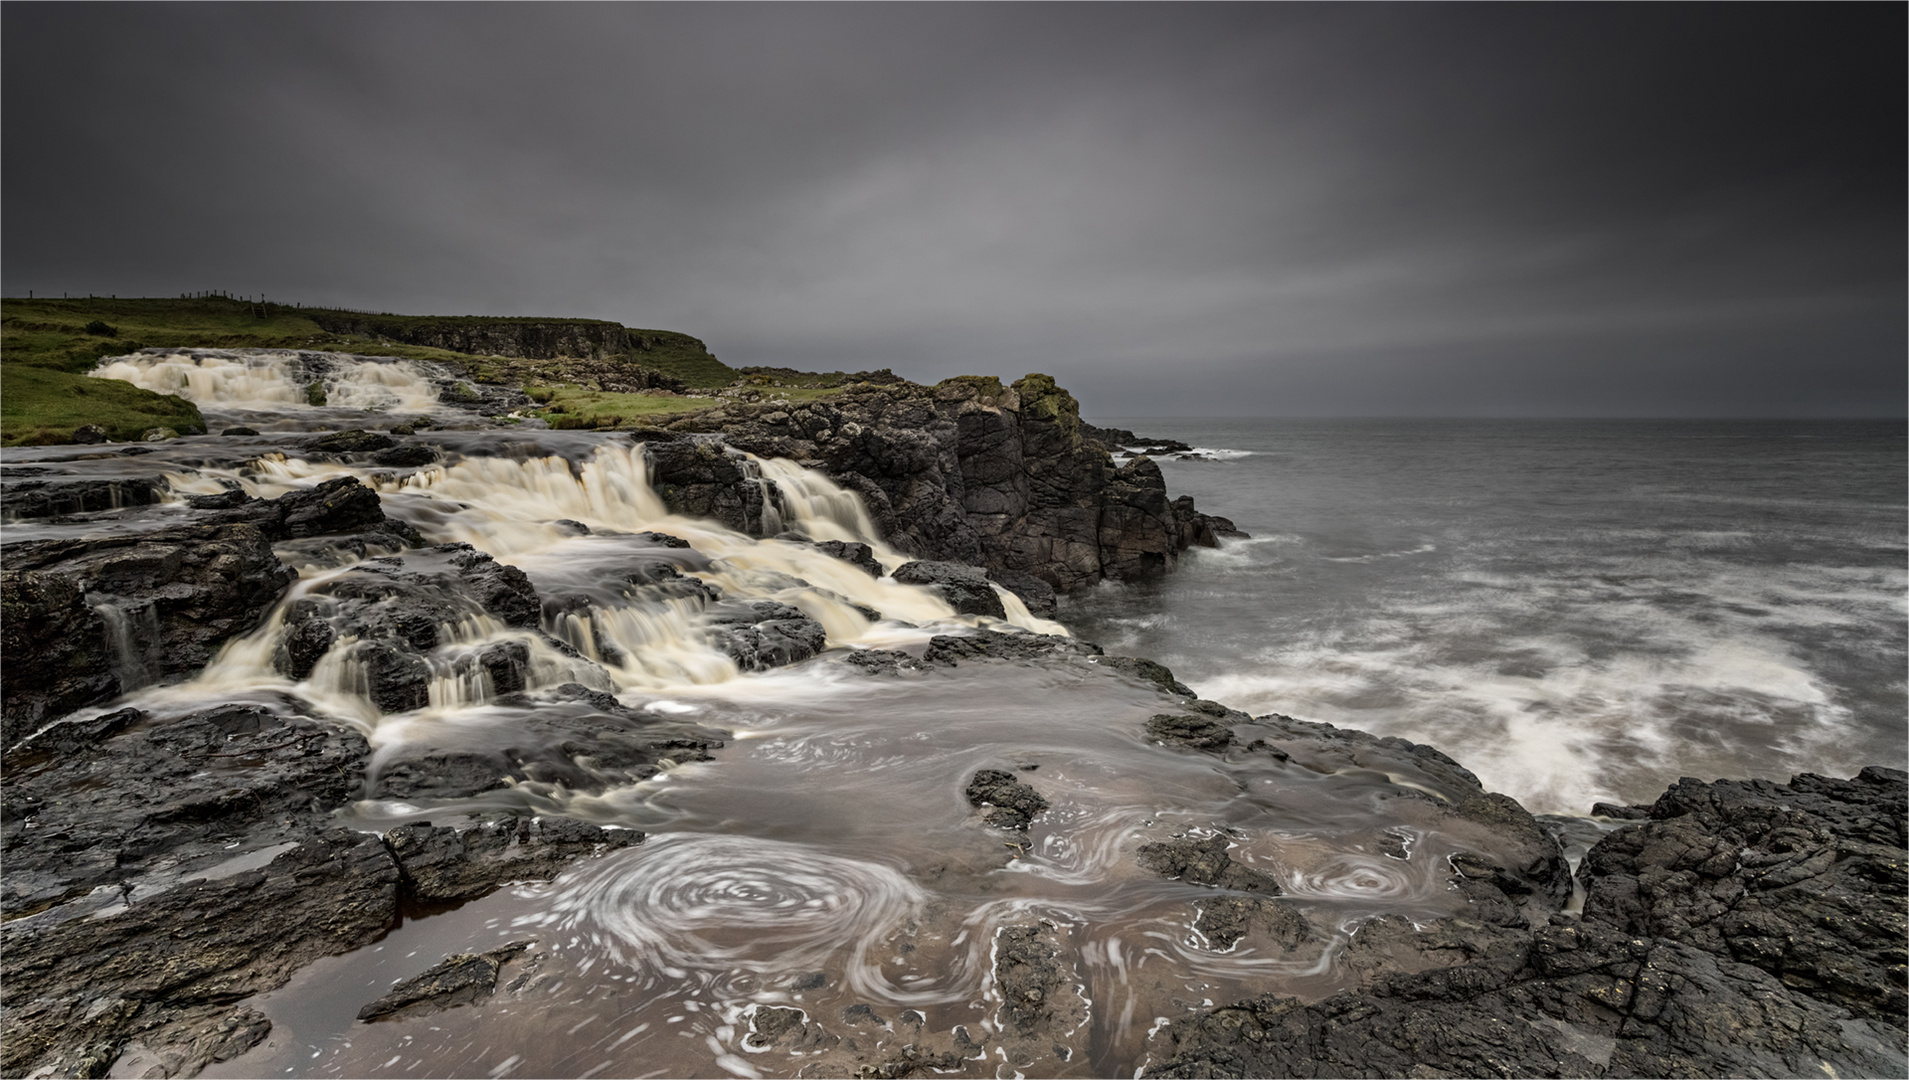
[5,353,1584,1078]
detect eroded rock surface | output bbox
[966,768,1051,831]
[357,941,534,1022]
[1,524,294,745]
[637,374,1242,592]
[1149,767,1908,1079]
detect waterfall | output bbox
[90,349,450,415]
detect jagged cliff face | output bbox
[637,374,1237,592]
[301,313,709,367]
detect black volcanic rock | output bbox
[965,768,1050,830]
[893,559,1006,618]
[812,539,883,577]
[382,819,643,902]
[303,428,396,454]
[1137,833,1284,895]
[1,524,294,745]
[272,542,541,703]
[706,599,828,671]
[357,941,533,1022]
[1148,768,1908,1079]
[0,476,167,519]
[647,374,1243,594]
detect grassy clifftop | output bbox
[0,296,739,445]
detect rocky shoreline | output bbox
[2,373,1902,1079]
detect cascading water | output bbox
[12,357,1585,1079]
[90,348,471,430]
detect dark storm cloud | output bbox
[4,3,1902,416]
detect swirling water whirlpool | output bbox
[529,833,939,997]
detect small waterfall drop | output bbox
[92,349,449,414]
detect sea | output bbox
[1068,417,1909,816]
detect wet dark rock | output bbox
[652,375,1242,593]
[71,424,110,444]
[813,539,883,577]
[1078,422,1194,455]
[1,475,168,519]
[1,830,399,1079]
[220,425,260,437]
[893,559,1005,618]
[273,543,541,697]
[1147,712,1236,750]
[1146,700,1251,751]
[184,485,252,510]
[1582,766,1907,1025]
[370,689,724,800]
[1137,833,1284,895]
[965,768,1050,831]
[986,567,1057,618]
[993,922,1089,1039]
[1091,654,1196,697]
[1248,711,1488,801]
[1,703,370,918]
[1149,768,1909,1080]
[303,428,395,454]
[921,629,1102,667]
[641,435,778,536]
[381,819,644,902]
[1196,896,1316,952]
[708,599,828,670]
[203,475,422,546]
[842,648,925,676]
[357,941,532,1021]
[746,1005,840,1053]
[1,524,294,746]
[370,441,439,467]
[1590,800,1653,820]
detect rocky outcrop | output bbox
[369,684,723,801]
[272,541,539,709]
[634,374,1242,592]
[966,768,1050,831]
[0,828,399,1079]
[1148,767,1908,1079]
[1,475,168,520]
[1,524,294,746]
[893,559,1006,618]
[302,312,708,366]
[1137,832,1285,894]
[381,820,644,902]
[356,941,534,1022]
[707,599,828,671]
[205,475,423,547]
[0,687,660,1078]
[1,703,369,918]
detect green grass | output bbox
[1,363,206,445]
[530,389,714,429]
[0,295,744,444]
[527,384,849,430]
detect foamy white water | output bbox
[1066,417,1909,814]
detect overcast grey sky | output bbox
[4,3,1902,416]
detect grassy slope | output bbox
[0,296,743,444]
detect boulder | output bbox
[893,559,1006,618]
[707,600,828,671]
[965,768,1050,831]
[357,941,533,1022]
